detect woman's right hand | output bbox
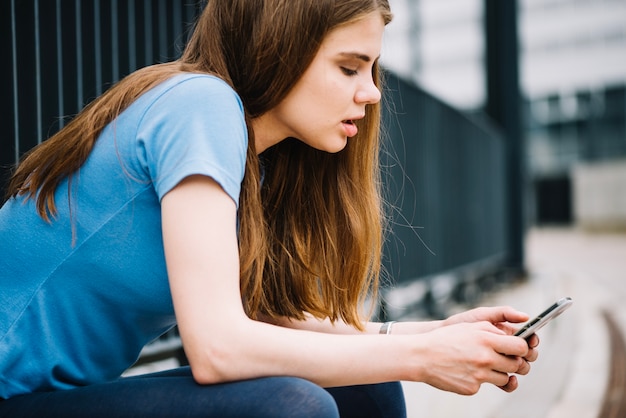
[410,321,530,395]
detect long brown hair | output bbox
[7,0,392,330]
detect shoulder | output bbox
[134,73,245,132]
[129,73,248,204]
[149,73,243,112]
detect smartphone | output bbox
[514,297,573,339]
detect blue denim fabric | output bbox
[0,367,406,418]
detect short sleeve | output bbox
[135,75,247,206]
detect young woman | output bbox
[0,0,539,417]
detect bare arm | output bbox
[260,312,445,335]
[263,294,536,340]
[161,175,534,392]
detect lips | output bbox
[342,119,358,137]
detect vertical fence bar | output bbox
[11,0,19,162]
[485,0,525,275]
[0,0,16,188]
[158,0,167,61]
[128,0,137,72]
[34,0,42,144]
[55,0,64,131]
[111,1,119,82]
[94,0,102,96]
[172,0,182,57]
[143,1,153,66]
[75,0,83,107]
[184,1,195,42]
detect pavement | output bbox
[401,227,626,418]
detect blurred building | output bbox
[381,0,626,229]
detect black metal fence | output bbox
[380,74,508,319]
[1,0,204,189]
[2,0,510,330]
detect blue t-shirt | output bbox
[0,74,247,398]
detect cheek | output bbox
[317,80,349,114]
[325,76,345,97]
[303,90,335,121]
[307,70,343,101]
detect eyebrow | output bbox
[338,52,379,63]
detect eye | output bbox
[341,67,358,76]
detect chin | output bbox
[298,134,348,153]
[320,137,349,154]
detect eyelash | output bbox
[341,67,358,76]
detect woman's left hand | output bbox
[444,306,528,333]
[443,306,540,372]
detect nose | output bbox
[355,78,381,105]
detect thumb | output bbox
[493,306,529,324]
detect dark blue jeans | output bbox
[0,367,406,418]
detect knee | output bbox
[327,381,407,418]
[266,377,339,418]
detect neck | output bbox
[250,113,286,154]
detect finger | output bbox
[483,369,513,388]
[527,334,540,348]
[516,359,531,375]
[498,375,519,393]
[493,354,525,374]
[492,335,529,357]
[524,347,539,363]
[496,322,521,336]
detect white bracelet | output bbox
[379,321,397,335]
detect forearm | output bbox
[263,312,444,335]
[188,315,420,388]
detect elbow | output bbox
[179,315,261,385]
[190,364,223,385]
[186,340,244,385]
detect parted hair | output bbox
[6,0,392,330]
